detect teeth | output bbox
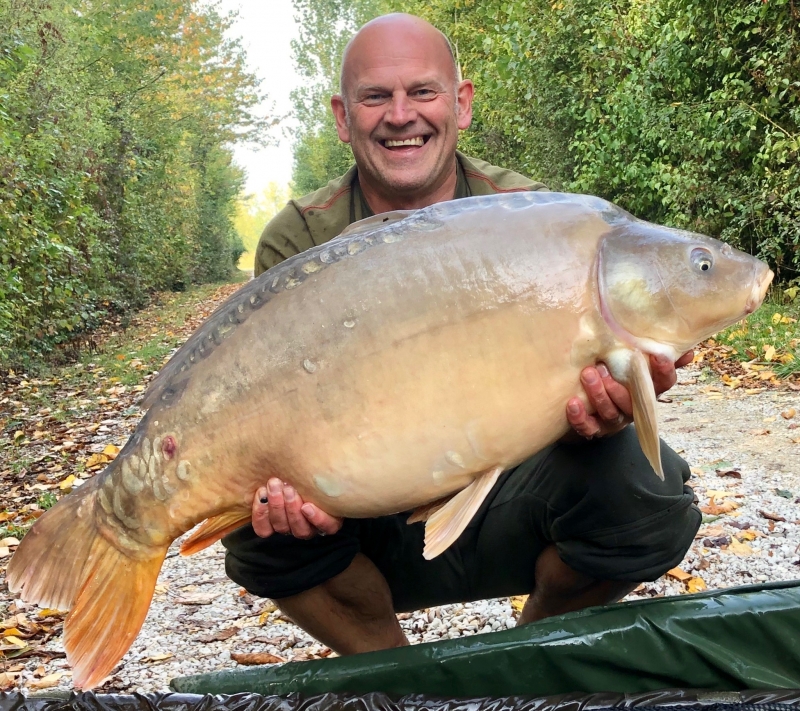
[385,137,424,147]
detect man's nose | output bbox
[384,93,417,126]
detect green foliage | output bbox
[291,0,799,280]
[0,0,272,365]
[289,0,395,195]
[235,182,293,271]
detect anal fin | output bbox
[628,349,664,480]
[180,511,251,556]
[423,466,504,560]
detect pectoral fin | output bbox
[408,494,454,524]
[423,466,504,560]
[627,350,664,480]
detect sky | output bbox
[217,0,303,196]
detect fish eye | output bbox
[691,247,714,273]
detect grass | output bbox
[715,289,800,377]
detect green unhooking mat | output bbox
[170,580,800,697]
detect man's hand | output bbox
[566,350,694,440]
[252,477,344,539]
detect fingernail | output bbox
[268,480,281,495]
[583,370,597,384]
[284,486,296,502]
[568,402,581,415]
[258,487,268,504]
[597,364,609,378]
[301,504,315,517]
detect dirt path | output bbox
[1,282,799,693]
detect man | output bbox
[222,13,699,655]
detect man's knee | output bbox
[501,426,700,583]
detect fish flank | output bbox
[140,210,437,412]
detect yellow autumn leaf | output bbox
[4,635,27,648]
[772,313,784,324]
[13,430,24,441]
[510,595,528,612]
[27,672,63,690]
[687,577,707,593]
[1,628,23,638]
[764,345,776,362]
[102,444,120,459]
[737,531,757,541]
[59,475,77,490]
[666,567,692,582]
[36,609,65,619]
[85,453,110,469]
[782,408,796,420]
[728,538,754,556]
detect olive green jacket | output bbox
[253,152,547,276]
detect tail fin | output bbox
[6,479,167,689]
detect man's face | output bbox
[331,24,474,203]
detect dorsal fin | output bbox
[338,210,415,238]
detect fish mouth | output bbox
[745,265,774,314]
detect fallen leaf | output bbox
[85,453,110,469]
[2,628,24,638]
[102,444,120,459]
[143,653,173,663]
[174,591,221,605]
[666,567,692,582]
[3,636,27,648]
[0,672,16,691]
[737,531,757,541]
[26,672,63,690]
[58,475,77,490]
[231,652,285,666]
[728,538,754,556]
[764,345,776,362]
[687,577,707,593]
[195,627,238,643]
[760,510,786,522]
[510,595,528,613]
[775,489,793,499]
[36,609,65,619]
[782,408,797,420]
[717,470,742,479]
[749,429,771,436]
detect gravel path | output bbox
[2,365,800,693]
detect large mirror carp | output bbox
[7,192,773,688]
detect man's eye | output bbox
[413,89,436,98]
[362,94,387,104]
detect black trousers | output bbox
[222,426,700,612]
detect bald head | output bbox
[339,14,460,99]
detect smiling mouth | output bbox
[382,136,427,148]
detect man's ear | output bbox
[456,80,475,130]
[331,95,351,143]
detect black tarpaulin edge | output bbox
[170,580,800,697]
[4,690,800,711]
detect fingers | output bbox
[300,503,344,535]
[251,477,343,540]
[580,365,631,419]
[252,486,274,538]
[566,397,603,438]
[650,354,678,396]
[676,349,695,368]
[267,478,317,539]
